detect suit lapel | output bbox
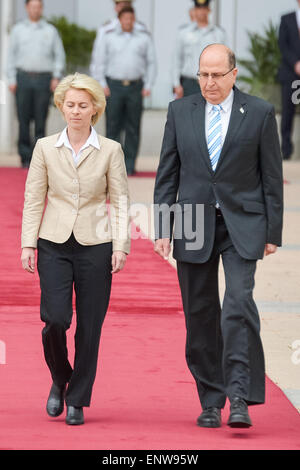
[59,145,96,171]
[214,87,248,173]
[291,12,300,42]
[60,146,77,172]
[76,146,95,169]
[191,93,214,175]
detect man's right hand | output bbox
[154,238,171,260]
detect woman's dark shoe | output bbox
[66,406,84,425]
[46,382,66,417]
[197,407,222,428]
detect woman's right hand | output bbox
[21,247,36,274]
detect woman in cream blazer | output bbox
[21,73,130,425]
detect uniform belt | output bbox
[17,69,52,76]
[107,77,143,86]
[180,75,198,82]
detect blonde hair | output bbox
[54,73,106,126]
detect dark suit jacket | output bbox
[154,87,283,263]
[278,12,300,83]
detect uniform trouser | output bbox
[16,70,52,166]
[280,81,296,159]
[37,234,112,407]
[105,78,143,174]
[177,212,265,410]
[180,76,200,97]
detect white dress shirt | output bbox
[55,127,100,167]
[205,89,234,147]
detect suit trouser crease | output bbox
[177,217,265,409]
[37,234,112,407]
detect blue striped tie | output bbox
[208,104,222,171]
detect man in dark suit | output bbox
[278,1,300,159]
[154,44,283,428]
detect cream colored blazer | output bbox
[21,132,131,254]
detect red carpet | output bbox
[0,167,299,450]
[129,171,157,178]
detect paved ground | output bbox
[1,109,299,413]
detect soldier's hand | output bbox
[9,84,17,94]
[174,86,184,99]
[142,89,151,97]
[104,87,111,97]
[50,78,59,92]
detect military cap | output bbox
[194,0,211,7]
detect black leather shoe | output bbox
[66,406,84,425]
[227,397,252,428]
[197,407,222,428]
[46,382,66,417]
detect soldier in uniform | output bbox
[93,6,156,176]
[173,0,227,99]
[90,0,147,79]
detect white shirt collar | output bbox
[55,126,100,152]
[206,88,234,114]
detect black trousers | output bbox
[177,211,265,409]
[37,234,112,407]
[280,81,296,159]
[105,78,143,174]
[16,70,52,166]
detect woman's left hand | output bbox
[111,251,127,274]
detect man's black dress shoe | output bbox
[227,397,252,428]
[46,382,66,417]
[66,406,84,425]
[197,407,222,428]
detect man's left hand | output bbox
[264,244,277,256]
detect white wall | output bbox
[220,0,298,60]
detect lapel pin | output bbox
[240,107,245,114]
